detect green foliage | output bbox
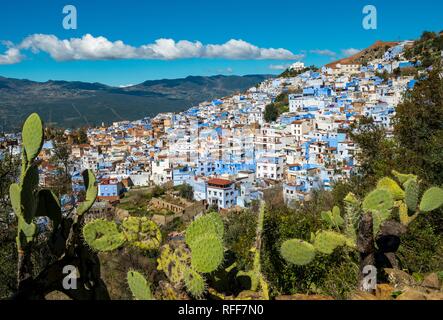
[280,240,316,266]
[264,103,279,123]
[83,219,126,252]
[224,209,257,270]
[174,183,194,201]
[348,117,398,189]
[397,213,443,274]
[393,62,443,186]
[127,270,154,300]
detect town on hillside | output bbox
[0,40,435,227]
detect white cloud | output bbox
[0,47,23,65]
[269,64,290,70]
[341,48,361,57]
[310,49,336,57]
[7,34,302,63]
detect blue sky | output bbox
[0,0,442,86]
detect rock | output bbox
[350,291,378,300]
[425,292,443,300]
[376,221,406,253]
[384,268,418,290]
[421,273,441,290]
[275,294,334,300]
[357,213,375,254]
[376,284,394,300]
[396,289,427,300]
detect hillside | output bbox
[326,40,399,68]
[0,74,271,131]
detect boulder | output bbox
[425,292,443,300]
[421,273,441,290]
[376,284,394,300]
[384,268,418,290]
[396,289,427,300]
[350,291,378,300]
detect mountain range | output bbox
[0,74,272,132]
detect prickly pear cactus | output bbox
[77,169,98,216]
[280,239,316,266]
[362,188,394,234]
[184,268,206,299]
[185,211,224,247]
[377,177,405,200]
[321,206,344,229]
[22,113,44,163]
[190,233,224,273]
[157,244,190,284]
[82,219,126,252]
[127,270,154,300]
[392,170,417,185]
[419,187,443,213]
[404,179,419,212]
[122,216,162,250]
[314,230,349,254]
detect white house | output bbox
[206,178,237,209]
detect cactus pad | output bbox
[127,270,154,300]
[77,169,98,216]
[9,183,22,217]
[82,219,125,252]
[190,233,224,273]
[314,231,348,255]
[419,187,443,213]
[157,244,190,284]
[404,179,419,212]
[22,113,44,163]
[122,217,162,251]
[321,206,344,229]
[185,212,224,247]
[377,177,405,200]
[392,170,417,185]
[362,188,394,213]
[184,268,206,298]
[280,239,316,265]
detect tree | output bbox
[50,140,73,196]
[348,117,397,190]
[392,62,443,186]
[175,183,194,201]
[264,103,279,123]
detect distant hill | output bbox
[0,74,272,132]
[326,40,399,68]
